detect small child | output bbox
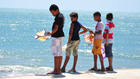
[103,13,115,71]
[89,12,105,71]
[61,12,88,72]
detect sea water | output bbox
[0,8,140,76]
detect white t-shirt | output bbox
[94,21,104,39]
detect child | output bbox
[89,12,105,71]
[47,4,65,74]
[103,13,115,71]
[61,12,88,72]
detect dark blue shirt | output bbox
[71,21,82,41]
[52,13,65,37]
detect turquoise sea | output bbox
[0,8,140,76]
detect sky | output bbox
[0,0,140,12]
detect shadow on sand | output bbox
[51,74,66,78]
[35,70,117,78]
[106,71,117,73]
[86,70,117,74]
[67,71,83,75]
[35,73,66,78]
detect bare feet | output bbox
[89,67,97,71]
[47,70,61,75]
[68,69,76,73]
[106,66,113,71]
[47,71,57,75]
[61,68,66,73]
[98,68,105,71]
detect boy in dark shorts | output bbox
[47,4,65,74]
[61,12,88,72]
[103,13,115,71]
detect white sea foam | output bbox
[0,55,4,59]
[78,49,91,53]
[9,24,19,26]
[0,65,53,74]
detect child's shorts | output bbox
[92,39,103,55]
[104,44,113,57]
[66,40,80,56]
[51,37,64,56]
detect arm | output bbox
[105,31,109,46]
[105,25,110,46]
[47,25,58,35]
[79,26,88,35]
[88,29,94,34]
[48,15,63,35]
[95,23,103,35]
[68,23,74,43]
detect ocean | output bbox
[0,8,140,76]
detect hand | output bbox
[89,30,94,34]
[106,41,109,46]
[67,41,70,44]
[47,32,52,35]
[79,32,82,35]
[67,40,71,44]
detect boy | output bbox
[89,12,105,71]
[61,12,88,72]
[103,13,115,71]
[47,4,65,74]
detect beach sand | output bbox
[1,69,140,79]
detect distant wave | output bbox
[1,48,140,60]
[114,53,140,59]
[77,49,140,59]
[9,24,19,26]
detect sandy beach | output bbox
[1,69,140,79]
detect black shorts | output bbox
[104,44,113,57]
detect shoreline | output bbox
[1,69,140,79]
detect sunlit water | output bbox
[0,8,140,76]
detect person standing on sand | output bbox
[89,12,105,71]
[61,12,88,73]
[103,13,115,71]
[47,4,65,75]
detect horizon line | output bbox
[0,7,140,14]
